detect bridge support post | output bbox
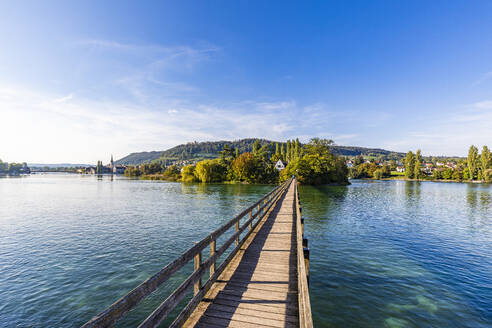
[235,220,239,246]
[301,217,305,236]
[249,210,253,231]
[303,247,310,285]
[194,247,202,295]
[210,239,216,277]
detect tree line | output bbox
[403,145,492,182]
[0,159,31,175]
[125,138,349,185]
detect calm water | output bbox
[0,175,491,327]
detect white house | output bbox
[396,166,405,173]
[275,160,285,171]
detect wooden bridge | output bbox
[82,177,312,328]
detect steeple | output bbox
[110,154,114,168]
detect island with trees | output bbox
[124,138,349,185]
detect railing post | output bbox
[194,246,202,295]
[257,203,261,219]
[304,247,310,285]
[235,220,239,246]
[249,210,253,231]
[210,239,216,277]
[301,217,305,236]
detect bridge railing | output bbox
[294,178,314,328]
[82,178,293,328]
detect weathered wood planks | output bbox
[183,182,305,328]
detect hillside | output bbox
[115,139,404,165]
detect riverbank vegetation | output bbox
[0,159,30,175]
[124,138,349,185]
[348,145,492,183]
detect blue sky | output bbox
[1,1,491,163]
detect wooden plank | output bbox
[201,309,298,328]
[205,303,299,324]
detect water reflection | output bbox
[404,181,421,203]
[298,184,348,219]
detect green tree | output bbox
[382,165,391,177]
[181,165,198,182]
[414,159,422,179]
[194,159,227,182]
[231,152,276,183]
[275,142,280,155]
[452,169,463,182]
[404,151,415,179]
[304,138,334,156]
[286,140,291,162]
[480,145,491,181]
[294,138,301,160]
[442,168,453,180]
[0,159,8,173]
[432,169,442,180]
[280,143,286,161]
[219,144,234,160]
[373,169,384,180]
[416,149,422,163]
[281,153,348,185]
[467,145,479,180]
[354,155,364,166]
[252,139,261,155]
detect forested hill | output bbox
[115,139,404,165]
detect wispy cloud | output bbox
[471,71,492,87]
[71,39,220,104]
[381,100,492,156]
[0,82,371,163]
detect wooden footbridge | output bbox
[82,177,312,328]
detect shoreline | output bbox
[371,177,489,184]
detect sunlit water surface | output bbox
[301,180,491,328]
[0,175,490,327]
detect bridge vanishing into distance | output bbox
[82,177,313,328]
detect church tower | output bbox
[110,155,114,171]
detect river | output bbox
[0,174,490,327]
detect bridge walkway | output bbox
[184,182,299,328]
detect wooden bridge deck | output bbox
[184,183,298,328]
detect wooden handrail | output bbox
[294,178,314,328]
[82,178,293,328]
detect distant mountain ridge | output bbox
[115,139,405,165]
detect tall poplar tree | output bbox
[480,145,491,180]
[252,139,260,155]
[414,158,422,179]
[286,141,291,162]
[404,151,415,179]
[467,145,479,180]
[295,138,301,159]
[275,142,280,155]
